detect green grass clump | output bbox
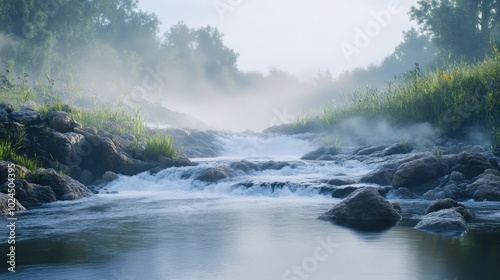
[0,138,39,172]
[143,133,176,159]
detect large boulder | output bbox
[0,180,56,206]
[0,193,25,213]
[454,152,495,179]
[415,209,468,235]
[392,155,447,189]
[28,168,93,200]
[0,161,30,180]
[465,169,500,201]
[319,187,402,231]
[46,111,79,133]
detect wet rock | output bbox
[319,187,402,231]
[356,145,388,156]
[79,169,94,185]
[9,109,41,125]
[426,198,472,221]
[46,111,78,133]
[465,170,500,201]
[330,186,358,198]
[380,143,413,157]
[0,180,56,206]
[102,171,119,182]
[28,168,93,200]
[454,152,495,179]
[415,209,467,235]
[0,193,26,213]
[301,146,339,160]
[196,166,233,183]
[230,160,259,173]
[173,157,192,167]
[359,162,398,185]
[259,161,289,170]
[327,178,356,186]
[392,156,447,189]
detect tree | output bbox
[410,0,500,60]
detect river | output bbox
[1,133,500,280]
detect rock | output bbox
[415,209,467,235]
[426,198,472,221]
[330,186,358,198]
[45,131,91,167]
[360,162,398,185]
[392,156,447,189]
[0,193,26,213]
[79,169,94,185]
[173,157,192,167]
[259,161,289,170]
[0,103,14,113]
[423,189,446,200]
[301,146,339,160]
[356,145,388,156]
[90,137,157,176]
[327,178,356,186]
[455,152,495,179]
[0,161,30,180]
[319,187,402,231]
[0,109,8,122]
[28,168,93,200]
[9,109,41,125]
[196,166,233,183]
[114,133,137,151]
[0,180,56,206]
[465,171,500,201]
[102,171,119,182]
[230,160,259,173]
[380,143,413,157]
[46,111,78,132]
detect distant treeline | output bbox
[0,0,498,107]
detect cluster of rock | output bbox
[0,104,191,212]
[305,142,499,234]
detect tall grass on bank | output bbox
[298,44,500,147]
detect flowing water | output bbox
[1,133,500,280]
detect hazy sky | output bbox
[138,0,419,80]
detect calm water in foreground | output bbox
[1,192,500,280]
[1,133,500,279]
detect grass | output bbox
[295,43,500,148]
[143,133,176,160]
[0,137,39,172]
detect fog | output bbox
[138,0,419,79]
[0,0,433,132]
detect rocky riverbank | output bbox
[0,104,191,210]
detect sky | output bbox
[137,0,419,80]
